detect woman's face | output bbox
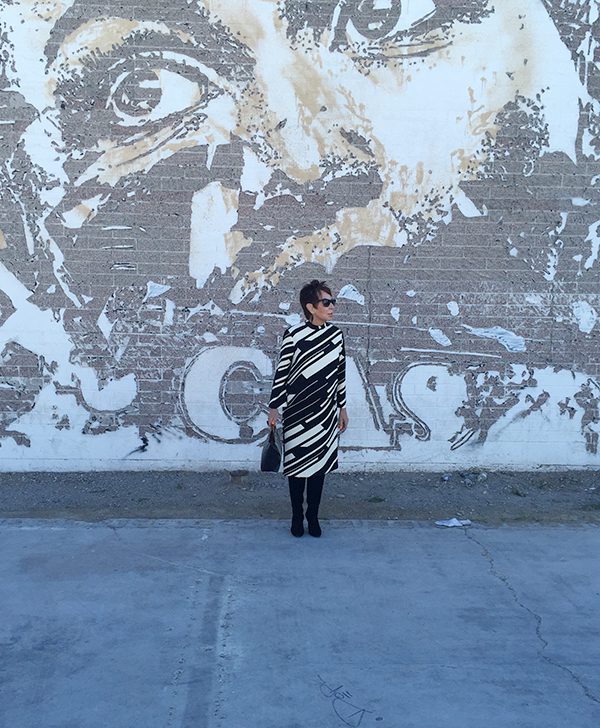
[308,290,336,326]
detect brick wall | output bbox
[0,1,598,470]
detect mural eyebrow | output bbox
[280,0,494,42]
[421,0,493,31]
[44,6,254,83]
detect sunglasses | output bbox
[318,297,337,307]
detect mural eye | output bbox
[333,0,436,46]
[107,64,221,127]
[346,0,404,40]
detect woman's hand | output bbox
[267,407,279,428]
[339,407,349,432]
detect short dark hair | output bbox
[299,279,332,320]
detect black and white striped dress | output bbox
[269,321,346,477]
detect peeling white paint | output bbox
[79,370,137,411]
[97,306,114,341]
[164,299,175,327]
[584,220,600,271]
[390,307,400,322]
[62,195,107,229]
[144,282,172,301]
[454,190,486,218]
[572,300,598,334]
[338,284,365,306]
[241,146,273,193]
[463,325,526,353]
[428,328,452,347]
[284,313,302,326]
[186,300,225,320]
[190,182,240,288]
[447,301,459,317]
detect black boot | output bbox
[288,477,305,537]
[306,474,324,537]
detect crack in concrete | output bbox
[465,529,600,707]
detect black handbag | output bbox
[261,426,282,472]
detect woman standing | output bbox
[268,280,349,537]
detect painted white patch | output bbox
[584,220,600,271]
[285,313,302,326]
[164,299,175,327]
[79,370,137,411]
[97,307,114,341]
[572,197,591,207]
[411,316,418,325]
[190,182,239,288]
[525,293,551,314]
[390,307,400,322]
[61,194,106,229]
[278,302,291,311]
[447,301,459,316]
[144,282,172,301]
[46,285,56,294]
[256,325,265,334]
[406,290,416,298]
[428,328,452,347]
[555,212,568,235]
[544,212,568,282]
[229,280,246,305]
[463,325,526,352]
[572,301,598,334]
[454,190,486,218]
[46,238,82,308]
[186,300,225,320]
[201,332,218,343]
[241,147,273,193]
[338,284,365,306]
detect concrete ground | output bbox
[1,518,599,728]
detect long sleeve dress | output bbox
[269,320,346,477]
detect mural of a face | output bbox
[0,1,599,467]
